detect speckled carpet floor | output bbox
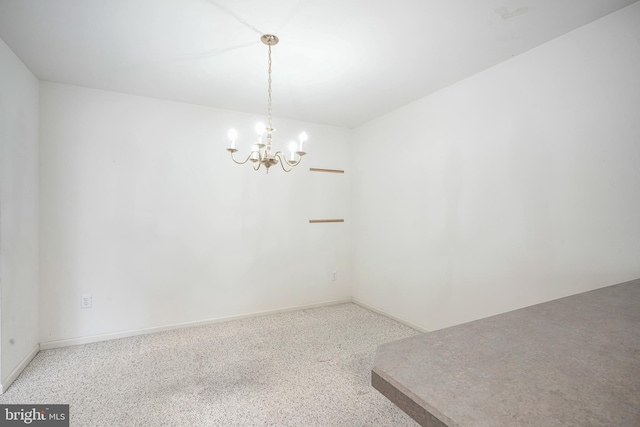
[0,303,420,426]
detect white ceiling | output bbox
[1,0,637,128]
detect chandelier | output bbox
[226,34,308,173]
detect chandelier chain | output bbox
[267,43,273,132]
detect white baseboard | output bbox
[1,344,40,394]
[40,298,353,350]
[352,298,430,333]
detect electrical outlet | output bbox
[332,271,337,281]
[81,294,92,309]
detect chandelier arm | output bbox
[277,151,302,167]
[230,151,253,165]
[253,160,261,171]
[274,151,297,172]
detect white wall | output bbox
[352,3,640,331]
[39,82,352,344]
[0,38,40,389]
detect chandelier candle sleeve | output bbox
[288,141,297,161]
[228,129,237,149]
[225,34,308,173]
[299,132,308,152]
[255,122,266,146]
[251,145,260,161]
